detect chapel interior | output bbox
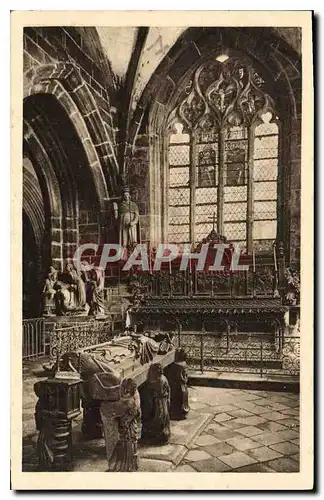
[21,26,302,474]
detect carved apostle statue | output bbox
[113,188,140,248]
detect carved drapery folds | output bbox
[170,57,276,132]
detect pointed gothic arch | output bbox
[127,27,301,262]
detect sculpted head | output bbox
[148,363,163,382]
[48,266,58,279]
[123,188,131,202]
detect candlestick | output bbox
[273,245,278,272]
[149,246,152,275]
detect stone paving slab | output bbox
[185,449,212,462]
[176,464,196,472]
[234,462,277,473]
[203,442,234,458]
[139,443,187,465]
[250,431,286,446]
[138,459,173,472]
[214,413,235,423]
[258,421,287,433]
[225,436,261,452]
[265,457,300,472]
[217,451,257,469]
[169,412,212,447]
[191,457,232,472]
[205,423,242,441]
[239,403,273,415]
[230,416,268,427]
[261,411,290,421]
[270,441,300,456]
[277,429,299,441]
[281,408,299,416]
[244,446,283,463]
[236,426,265,437]
[210,404,238,413]
[278,418,299,428]
[194,434,220,447]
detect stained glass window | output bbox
[253,120,278,250]
[225,127,247,187]
[166,56,279,251]
[197,145,217,187]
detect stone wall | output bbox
[126,134,150,245]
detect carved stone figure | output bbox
[43,262,89,316]
[164,349,190,420]
[140,363,171,445]
[100,378,141,472]
[128,333,160,365]
[66,263,87,308]
[114,188,140,248]
[42,266,58,317]
[88,267,106,317]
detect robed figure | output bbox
[88,267,106,317]
[42,266,58,316]
[114,188,140,248]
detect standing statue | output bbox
[65,263,87,309]
[42,266,58,317]
[88,267,106,317]
[113,188,140,248]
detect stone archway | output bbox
[23,90,110,316]
[23,156,47,317]
[24,62,117,201]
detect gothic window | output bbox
[166,55,279,252]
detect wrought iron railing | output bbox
[174,331,300,379]
[49,319,114,359]
[22,318,46,360]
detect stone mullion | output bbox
[218,129,225,235]
[190,132,197,244]
[247,125,255,254]
[162,132,170,244]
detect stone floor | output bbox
[22,360,300,472]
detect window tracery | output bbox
[167,55,279,252]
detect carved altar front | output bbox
[127,236,290,374]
